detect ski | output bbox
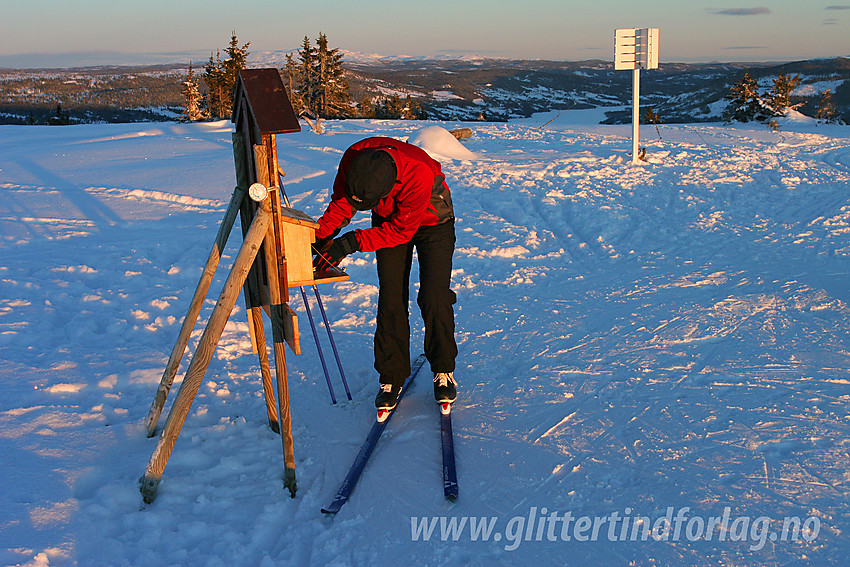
[440,402,459,500]
[321,354,428,514]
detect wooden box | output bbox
[278,207,349,287]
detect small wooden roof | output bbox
[279,207,319,229]
[232,68,301,137]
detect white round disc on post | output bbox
[248,182,269,202]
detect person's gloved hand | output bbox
[314,231,359,271]
[312,226,341,256]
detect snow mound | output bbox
[408,125,478,161]
[780,109,816,123]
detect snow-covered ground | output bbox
[1,112,849,567]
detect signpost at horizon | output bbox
[614,28,659,164]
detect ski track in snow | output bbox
[0,115,849,566]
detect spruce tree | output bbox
[767,73,802,115]
[180,62,205,122]
[298,36,318,117]
[724,70,772,123]
[282,53,305,115]
[222,32,250,108]
[315,32,351,118]
[203,50,227,119]
[201,33,250,120]
[48,103,71,125]
[644,107,661,125]
[357,95,376,118]
[402,95,427,120]
[816,89,839,124]
[376,94,404,119]
[281,32,354,130]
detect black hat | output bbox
[344,148,397,211]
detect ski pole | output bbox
[313,284,352,401]
[276,168,348,402]
[300,286,336,404]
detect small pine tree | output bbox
[767,73,802,115]
[401,95,427,120]
[644,107,662,140]
[180,62,205,122]
[724,70,772,123]
[48,103,71,125]
[376,94,405,119]
[815,89,838,124]
[644,107,661,124]
[357,96,376,119]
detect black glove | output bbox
[312,228,341,256]
[314,231,359,271]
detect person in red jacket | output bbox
[313,136,458,411]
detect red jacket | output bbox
[316,137,453,252]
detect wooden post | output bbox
[140,203,272,504]
[143,186,245,437]
[233,130,280,432]
[250,306,279,433]
[254,133,298,497]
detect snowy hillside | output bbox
[343,57,850,123]
[1,113,849,567]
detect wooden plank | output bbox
[255,142,290,302]
[251,136,298,495]
[281,223,315,286]
[140,204,273,504]
[289,273,351,287]
[234,69,301,135]
[272,338,297,496]
[143,185,245,437]
[271,302,301,355]
[279,207,320,228]
[233,131,264,354]
[258,193,298,496]
[250,305,280,433]
[449,128,473,140]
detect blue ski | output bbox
[440,403,458,500]
[321,354,428,514]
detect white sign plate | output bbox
[614,28,659,70]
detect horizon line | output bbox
[1,49,848,71]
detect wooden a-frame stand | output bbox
[140,69,347,504]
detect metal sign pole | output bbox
[632,67,641,164]
[614,27,659,164]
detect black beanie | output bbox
[344,148,397,210]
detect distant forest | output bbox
[0,66,186,124]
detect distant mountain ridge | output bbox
[341,56,850,124]
[1,55,847,125]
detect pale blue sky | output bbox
[1,0,848,67]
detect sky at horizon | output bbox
[1,0,849,68]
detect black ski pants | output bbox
[373,218,458,386]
